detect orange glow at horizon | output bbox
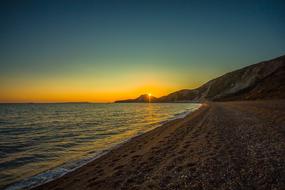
[0,64,209,103]
[0,87,171,103]
[0,77,191,103]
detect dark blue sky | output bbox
[1,0,285,102]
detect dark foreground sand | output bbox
[33,101,285,190]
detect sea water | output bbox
[0,103,200,189]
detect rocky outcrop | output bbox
[115,94,157,103]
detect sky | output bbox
[1,0,285,103]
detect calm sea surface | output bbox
[0,103,200,189]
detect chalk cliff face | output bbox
[115,55,285,103]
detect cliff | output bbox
[115,55,285,103]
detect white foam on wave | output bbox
[5,103,202,190]
[160,103,202,124]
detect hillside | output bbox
[115,94,158,103]
[115,55,285,103]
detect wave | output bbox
[160,105,202,125]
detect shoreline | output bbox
[4,104,202,190]
[29,103,209,190]
[28,101,285,189]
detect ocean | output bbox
[0,103,200,189]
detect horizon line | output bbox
[0,101,113,104]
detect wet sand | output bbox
[32,100,285,190]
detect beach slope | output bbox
[33,100,285,190]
